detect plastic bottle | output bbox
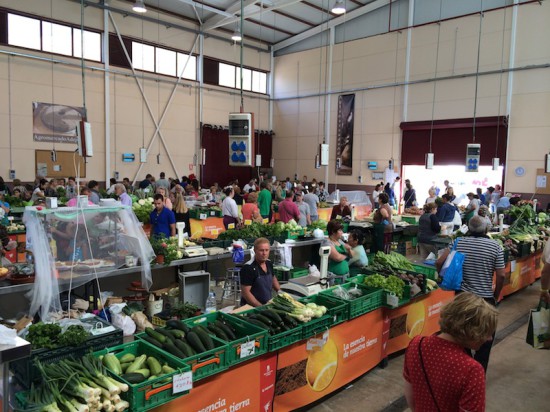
[205,291,217,314]
[72,247,83,262]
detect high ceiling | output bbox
[122,0,383,47]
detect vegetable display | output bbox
[363,274,406,299]
[372,252,415,272]
[26,354,130,412]
[270,293,327,322]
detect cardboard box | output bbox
[406,241,416,256]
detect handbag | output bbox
[526,301,550,349]
[418,337,441,412]
[439,239,465,291]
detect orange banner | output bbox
[318,208,332,222]
[154,353,277,412]
[273,310,384,411]
[534,250,544,280]
[189,217,225,239]
[499,255,536,299]
[354,204,372,220]
[383,289,455,356]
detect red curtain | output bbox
[201,125,273,187]
[400,116,508,166]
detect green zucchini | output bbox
[141,335,164,349]
[156,328,176,342]
[103,353,122,375]
[121,373,146,384]
[162,365,176,374]
[120,362,132,373]
[145,327,166,344]
[147,357,162,376]
[192,326,215,350]
[207,324,229,340]
[186,331,207,353]
[166,320,190,333]
[261,309,284,325]
[174,339,196,357]
[246,318,270,331]
[163,341,186,358]
[214,320,237,340]
[119,353,136,364]
[135,368,151,379]
[126,354,147,374]
[168,329,185,339]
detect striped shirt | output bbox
[453,236,505,298]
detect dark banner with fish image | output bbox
[33,102,85,144]
[336,94,355,175]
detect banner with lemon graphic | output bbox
[499,255,536,299]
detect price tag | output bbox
[244,219,252,226]
[240,340,255,358]
[199,213,207,220]
[172,372,193,394]
[211,229,219,235]
[210,211,216,216]
[263,218,269,224]
[510,260,517,272]
[228,223,235,229]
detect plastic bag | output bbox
[440,240,465,291]
[111,312,136,337]
[543,240,550,264]
[308,265,320,278]
[331,285,350,300]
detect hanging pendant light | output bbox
[231,23,242,42]
[331,0,346,15]
[133,0,147,13]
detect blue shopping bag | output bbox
[440,239,465,291]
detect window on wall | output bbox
[6,12,101,62]
[206,58,268,94]
[131,40,197,80]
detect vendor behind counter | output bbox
[323,220,352,277]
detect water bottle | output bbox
[205,291,217,314]
[72,247,83,262]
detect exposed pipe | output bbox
[103,6,111,184]
[402,0,414,122]
[198,33,204,180]
[269,47,274,130]
[324,26,335,188]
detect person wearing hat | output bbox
[464,192,481,221]
[436,215,505,372]
[496,192,512,215]
[478,205,493,231]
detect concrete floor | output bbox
[304,281,550,412]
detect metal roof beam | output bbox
[202,0,259,31]
[203,0,304,31]
[174,0,235,18]
[273,0,391,51]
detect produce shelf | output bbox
[320,283,384,319]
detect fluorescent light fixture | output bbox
[133,0,147,13]
[231,28,242,42]
[331,0,346,15]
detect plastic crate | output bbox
[411,263,438,281]
[237,306,304,351]
[320,283,384,319]
[299,294,348,327]
[95,340,190,412]
[290,267,309,279]
[401,215,419,224]
[348,274,366,284]
[286,228,305,239]
[12,316,123,389]
[349,267,366,277]
[136,328,228,382]
[274,266,291,281]
[202,239,227,249]
[183,312,268,367]
[518,241,532,257]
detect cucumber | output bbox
[168,329,185,339]
[156,328,176,342]
[121,373,146,384]
[119,353,136,364]
[166,320,190,333]
[186,331,207,353]
[145,327,166,344]
[141,335,164,349]
[163,341,186,358]
[214,321,237,340]
[174,339,196,357]
[261,309,284,325]
[207,324,229,340]
[192,326,215,350]
[246,318,270,331]
[250,314,273,326]
[147,357,162,376]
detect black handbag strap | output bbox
[418,337,441,412]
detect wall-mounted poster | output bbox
[33,102,85,144]
[336,94,355,175]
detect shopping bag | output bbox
[439,239,465,291]
[526,301,550,349]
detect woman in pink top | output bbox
[157,187,173,210]
[241,192,262,223]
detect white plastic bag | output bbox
[543,240,550,264]
[308,265,320,278]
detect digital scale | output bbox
[279,245,331,297]
[182,247,208,258]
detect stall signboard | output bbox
[499,255,536,299]
[189,217,225,239]
[273,309,384,411]
[383,289,455,356]
[155,353,277,412]
[354,205,372,220]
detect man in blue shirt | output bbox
[150,194,175,238]
[436,194,457,223]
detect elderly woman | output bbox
[156,187,173,210]
[242,191,263,223]
[478,205,493,231]
[425,188,437,205]
[417,202,441,259]
[330,196,351,221]
[404,292,498,412]
[114,183,132,206]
